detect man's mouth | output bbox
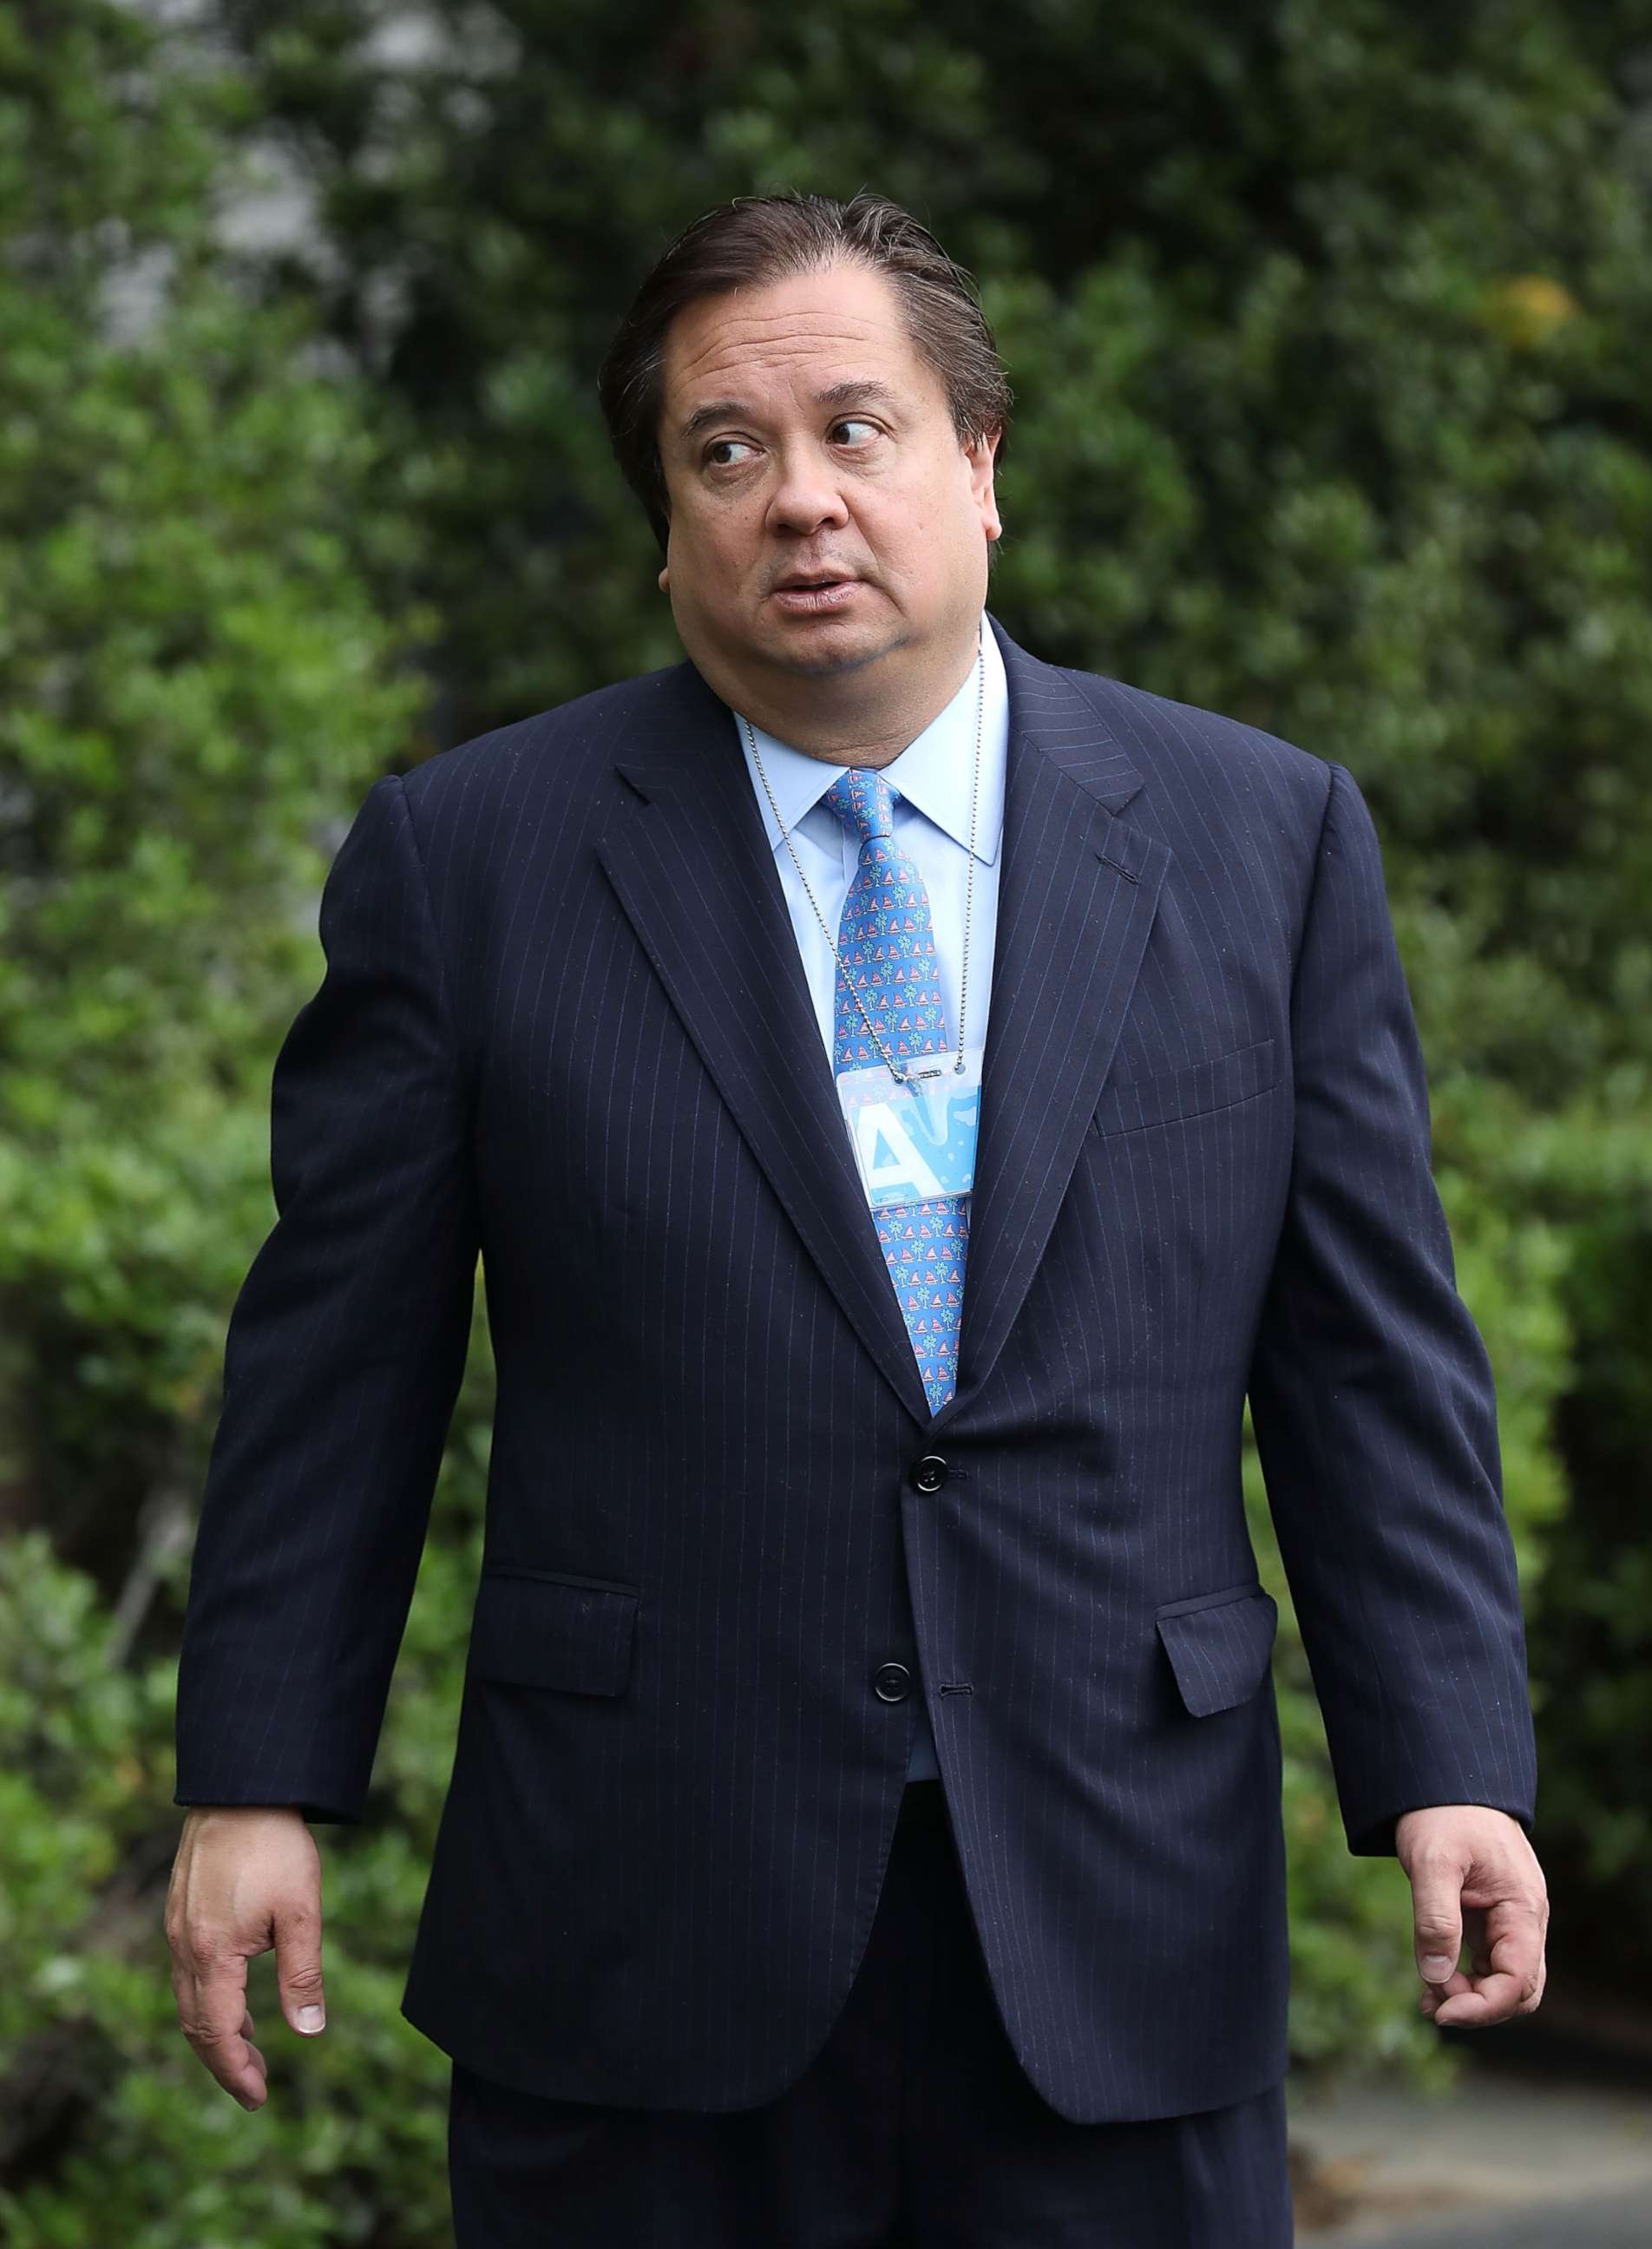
[771,576,863,612]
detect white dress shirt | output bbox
[731,613,1008,1062]
[729,612,1012,1782]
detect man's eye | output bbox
[705,438,757,468]
[832,419,879,445]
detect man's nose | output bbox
[766,446,850,535]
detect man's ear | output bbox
[658,566,670,591]
[968,425,1003,544]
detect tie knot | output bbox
[820,766,897,845]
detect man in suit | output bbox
[167,189,1548,2246]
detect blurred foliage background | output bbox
[3,0,1650,2238]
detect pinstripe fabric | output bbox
[445,1781,1294,2247]
[173,611,1537,2126]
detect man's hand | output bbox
[1396,1804,1549,2029]
[164,1806,327,2111]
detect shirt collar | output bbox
[731,612,1007,868]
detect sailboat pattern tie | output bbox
[820,767,967,1416]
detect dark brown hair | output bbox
[596,189,1013,562]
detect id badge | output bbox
[836,1048,984,1211]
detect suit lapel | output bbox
[593,612,1172,1430]
[594,657,937,1425]
[935,617,1171,1427]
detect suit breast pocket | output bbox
[1091,1036,1279,1138]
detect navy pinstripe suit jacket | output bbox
[173,610,1537,2123]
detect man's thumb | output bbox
[276,1910,327,2035]
[1413,1884,1462,1983]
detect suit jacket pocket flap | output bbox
[1156,1585,1278,1716]
[468,1568,639,1696]
[1093,1037,1277,1136]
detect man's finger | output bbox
[1419,1970,1471,2019]
[1432,1968,1530,2027]
[240,2005,268,2091]
[185,1945,267,2108]
[1433,1902,1545,2027]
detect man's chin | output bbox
[755,607,899,678]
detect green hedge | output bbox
[4,0,1650,2236]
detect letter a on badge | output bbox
[856,1103,947,1207]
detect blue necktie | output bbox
[820,768,968,1418]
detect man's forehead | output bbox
[661,269,921,414]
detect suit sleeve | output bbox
[1246,760,1538,1858]
[173,773,478,1825]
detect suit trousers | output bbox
[446,1779,1294,2247]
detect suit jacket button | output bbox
[873,1662,912,1702]
[909,1454,949,1493]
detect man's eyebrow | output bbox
[810,378,904,418]
[674,378,905,449]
